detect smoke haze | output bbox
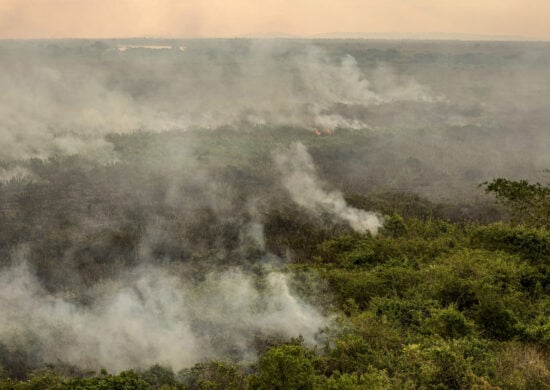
[0,38,549,375]
[0,40,438,162]
[1,39,548,202]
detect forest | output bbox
[0,39,549,389]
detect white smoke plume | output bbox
[274,142,383,234]
[0,258,328,372]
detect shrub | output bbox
[324,368,391,390]
[141,364,177,389]
[482,178,550,228]
[178,361,244,390]
[396,340,479,389]
[471,300,520,341]
[473,223,550,262]
[249,344,316,390]
[494,342,550,389]
[423,306,476,339]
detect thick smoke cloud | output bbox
[0,256,328,372]
[274,142,383,234]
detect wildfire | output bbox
[313,127,334,136]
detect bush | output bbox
[249,344,316,390]
[472,300,520,341]
[178,361,244,390]
[494,342,550,389]
[322,269,389,308]
[396,340,479,389]
[141,364,177,389]
[482,178,550,228]
[423,306,476,339]
[324,368,391,390]
[473,223,550,262]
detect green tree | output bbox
[482,178,550,228]
[249,344,316,390]
[178,361,244,390]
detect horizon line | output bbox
[0,32,548,43]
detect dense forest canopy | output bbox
[0,39,549,389]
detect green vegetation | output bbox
[482,178,550,228]
[1,129,549,389]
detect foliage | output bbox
[178,361,245,390]
[248,344,316,390]
[473,223,550,262]
[482,178,550,228]
[0,369,151,390]
[1,130,549,389]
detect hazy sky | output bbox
[0,0,548,40]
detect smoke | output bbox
[0,255,328,372]
[274,142,383,234]
[0,165,34,183]
[1,38,549,376]
[0,40,438,163]
[1,39,548,200]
